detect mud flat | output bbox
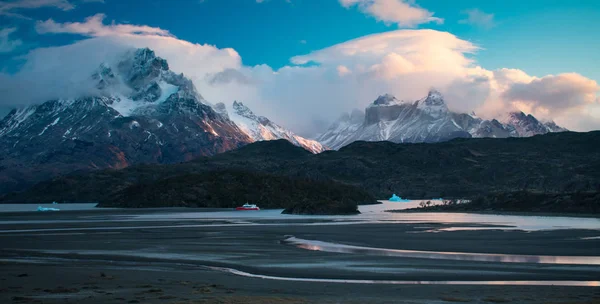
[1,207,599,303]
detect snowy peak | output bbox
[87,48,213,117]
[92,63,118,90]
[425,89,444,104]
[232,101,257,119]
[417,88,448,118]
[371,94,401,106]
[505,111,568,137]
[117,48,169,90]
[223,101,325,153]
[544,121,568,133]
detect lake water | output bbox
[0,203,99,212]
[1,200,598,232]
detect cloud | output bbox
[36,13,172,37]
[0,34,242,108]
[339,0,443,27]
[336,65,351,76]
[0,0,74,18]
[0,27,23,53]
[208,68,255,85]
[503,73,599,113]
[459,9,495,29]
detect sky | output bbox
[0,0,599,136]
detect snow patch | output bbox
[156,81,179,103]
[39,117,60,136]
[107,95,140,117]
[0,107,36,137]
[107,81,178,117]
[129,121,140,129]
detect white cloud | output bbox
[459,9,495,29]
[503,73,599,113]
[36,13,172,37]
[2,16,599,135]
[0,27,23,53]
[0,34,242,108]
[339,0,443,27]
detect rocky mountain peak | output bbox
[92,63,117,90]
[115,48,170,91]
[544,121,568,132]
[372,94,399,106]
[232,101,256,118]
[422,88,445,106]
[417,88,448,118]
[507,111,540,127]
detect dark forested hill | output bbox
[2,131,599,208]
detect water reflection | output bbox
[211,266,600,287]
[282,236,600,265]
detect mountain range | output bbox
[318,90,567,150]
[0,48,321,193]
[0,47,570,195]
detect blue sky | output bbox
[1,0,599,80]
[0,0,599,133]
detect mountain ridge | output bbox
[216,100,325,153]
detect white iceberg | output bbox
[37,206,60,212]
[389,194,411,202]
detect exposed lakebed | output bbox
[1,201,599,303]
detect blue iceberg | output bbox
[37,206,60,212]
[389,194,411,202]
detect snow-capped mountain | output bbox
[318,90,471,149]
[214,101,325,153]
[504,112,568,136]
[0,48,321,194]
[318,89,567,149]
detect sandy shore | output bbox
[1,208,599,303]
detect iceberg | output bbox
[37,206,60,212]
[389,194,411,202]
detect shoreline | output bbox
[387,208,600,219]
